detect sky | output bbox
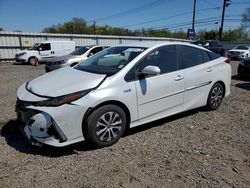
[0,0,248,33]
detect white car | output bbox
[16,42,231,147]
[227,45,250,60]
[44,45,107,72]
[15,41,75,65]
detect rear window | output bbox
[207,51,220,60]
[181,46,204,68]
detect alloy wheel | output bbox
[96,111,122,142]
[210,86,223,108]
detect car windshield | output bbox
[29,43,41,50]
[75,46,147,76]
[70,47,90,55]
[234,45,248,50]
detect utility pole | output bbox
[93,20,96,35]
[219,0,231,40]
[192,0,196,31]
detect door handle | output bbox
[174,75,184,81]
[207,67,213,72]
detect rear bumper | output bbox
[238,64,250,77]
[227,53,244,60]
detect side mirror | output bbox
[139,65,161,76]
[70,62,78,67]
[39,47,42,51]
[204,43,209,47]
[87,53,93,57]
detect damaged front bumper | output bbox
[15,98,86,147]
[16,103,68,147]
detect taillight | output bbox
[224,58,230,64]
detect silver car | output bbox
[45,45,106,72]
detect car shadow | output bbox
[235,83,250,91]
[232,75,250,81]
[1,108,202,157]
[126,108,201,137]
[13,62,45,66]
[13,62,30,65]
[0,120,99,157]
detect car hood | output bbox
[43,55,76,62]
[26,67,106,97]
[16,49,28,54]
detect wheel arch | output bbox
[82,100,131,138]
[214,80,226,97]
[28,56,36,64]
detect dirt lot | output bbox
[0,61,249,188]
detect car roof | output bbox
[112,41,191,48]
[111,41,210,51]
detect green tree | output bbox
[43,18,88,34]
[222,26,249,41]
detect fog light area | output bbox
[27,112,52,138]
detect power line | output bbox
[152,16,222,31]
[230,2,250,5]
[202,0,218,8]
[148,14,241,31]
[93,0,174,23]
[121,7,221,28]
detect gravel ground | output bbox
[0,61,249,188]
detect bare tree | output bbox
[242,8,250,27]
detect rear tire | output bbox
[206,83,224,110]
[85,105,127,147]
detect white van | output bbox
[15,41,75,65]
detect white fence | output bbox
[1,31,249,61]
[0,31,189,61]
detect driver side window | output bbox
[124,45,179,82]
[136,45,179,74]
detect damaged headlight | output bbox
[35,89,92,106]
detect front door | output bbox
[134,45,184,121]
[39,43,52,59]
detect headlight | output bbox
[35,90,92,106]
[18,52,27,56]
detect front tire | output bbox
[206,83,224,110]
[28,57,36,65]
[85,105,127,147]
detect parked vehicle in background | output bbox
[192,40,225,56]
[15,41,75,65]
[227,45,250,60]
[16,41,231,148]
[238,57,250,78]
[44,45,107,72]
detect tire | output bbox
[206,83,224,110]
[85,105,127,147]
[28,57,36,65]
[238,65,247,80]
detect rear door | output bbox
[134,45,184,121]
[179,45,216,110]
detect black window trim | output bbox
[124,44,181,82]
